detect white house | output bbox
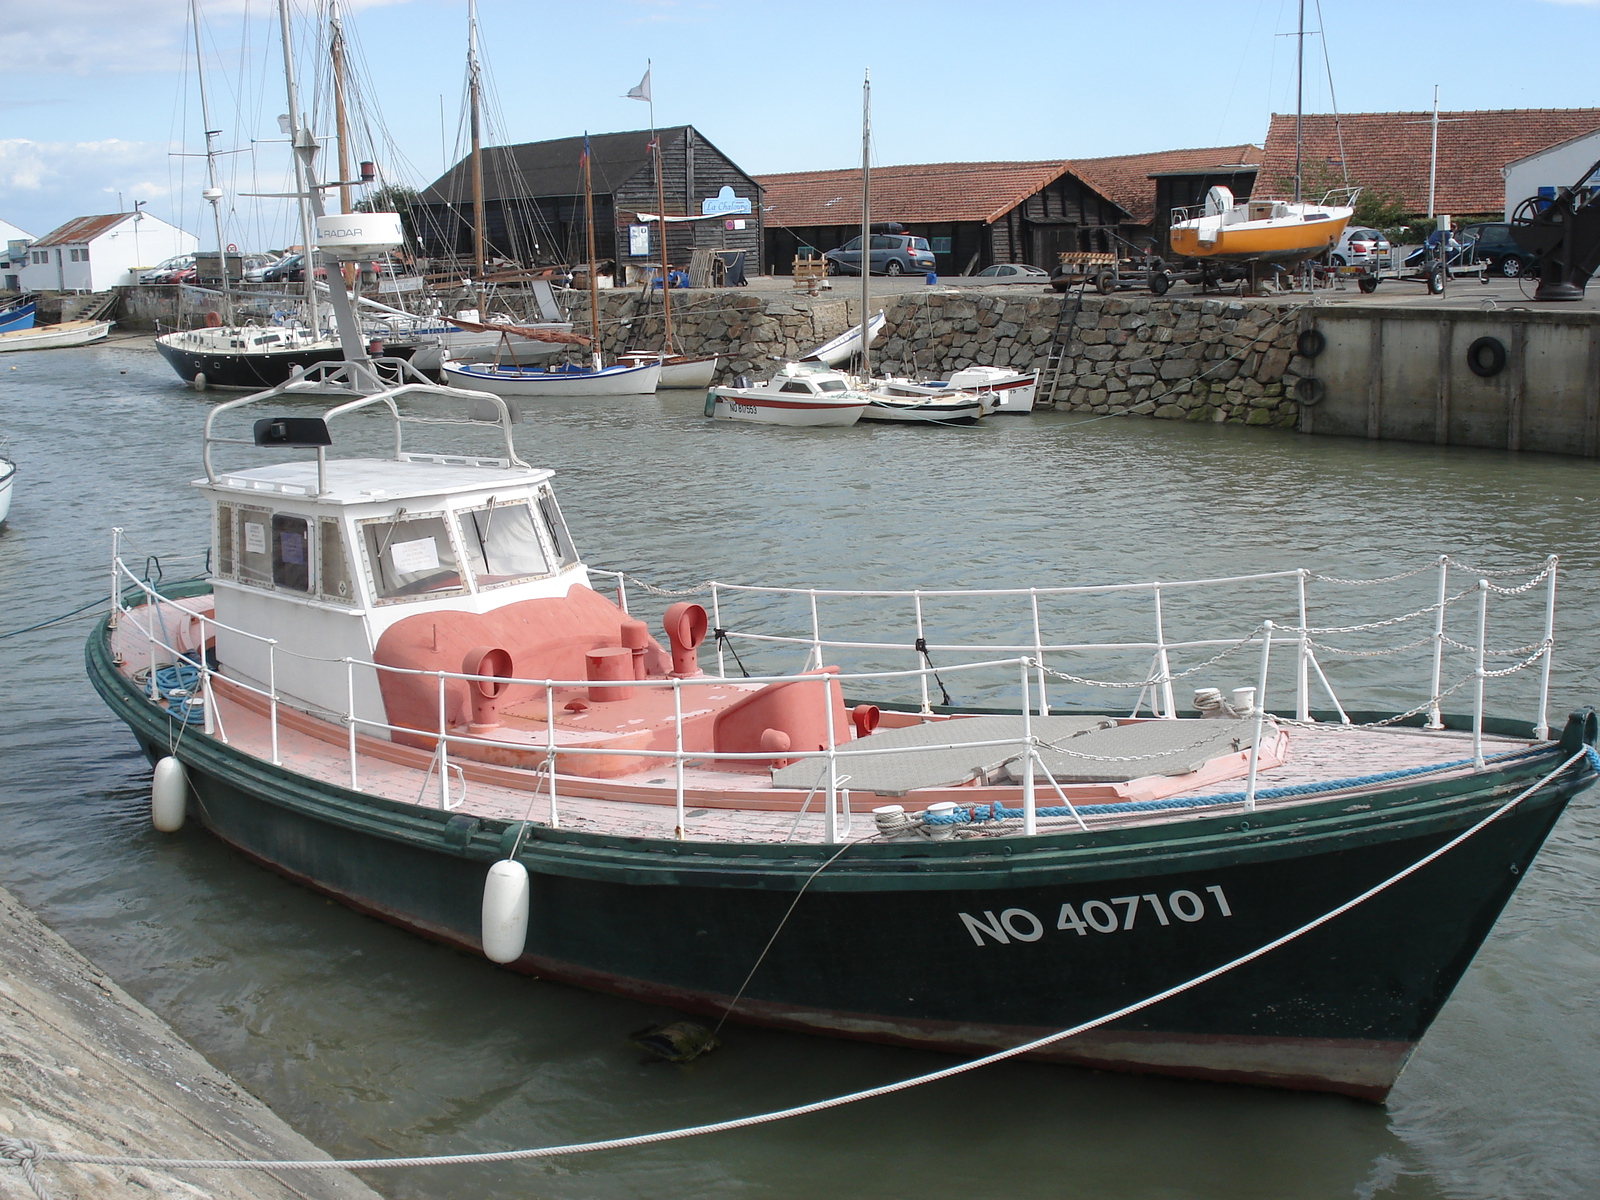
[0,217,34,291]
[16,212,196,292]
[1504,126,1600,219]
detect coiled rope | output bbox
[2,746,1591,1198]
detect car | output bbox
[139,254,195,284]
[974,264,1050,278]
[1330,227,1390,266]
[823,231,937,276]
[240,254,282,283]
[1458,223,1540,278]
[256,253,325,284]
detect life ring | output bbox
[1296,328,1326,358]
[1293,377,1326,406]
[1466,336,1507,378]
[204,310,222,328]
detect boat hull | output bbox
[154,336,346,389]
[1169,213,1351,265]
[0,457,13,527]
[0,302,37,334]
[441,361,662,397]
[86,613,1593,1101]
[802,312,886,366]
[708,390,866,427]
[0,320,111,353]
[860,397,986,424]
[618,354,720,389]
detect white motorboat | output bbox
[0,320,111,353]
[441,357,662,397]
[800,311,885,366]
[889,366,1036,419]
[0,453,14,527]
[617,351,720,389]
[707,362,868,427]
[861,382,988,424]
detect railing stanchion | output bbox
[1152,584,1175,718]
[711,584,726,678]
[1427,555,1448,729]
[913,592,932,715]
[147,627,159,701]
[345,658,359,790]
[673,679,686,840]
[109,528,124,630]
[1029,588,1050,716]
[268,641,281,766]
[824,674,839,844]
[808,590,823,672]
[1473,581,1488,768]
[1021,658,1037,835]
[615,572,629,614]
[1535,555,1557,740]
[437,670,450,808]
[1243,621,1273,812]
[545,682,560,828]
[200,651,215,737]
[1295,569,1310,723]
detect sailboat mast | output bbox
[859,68,871,381]
[468,0,486,304]
[1293,0,1304,204]
[583,135,601,371]
[330,0,353,216]
[650,68,673,354]
[191,0,232,323]
[277,0,320,337]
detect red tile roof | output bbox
[1258,109,1600,214]
[756,161,1081,227]
[32,213,130,246]
[1069,145,1261,224]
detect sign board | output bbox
[724,219,746,231]
[701,185,752,217]
[629,224,651,257]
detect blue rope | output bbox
[923,745,1565,825]
[153,662,201,699]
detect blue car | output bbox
[824,231,937,276]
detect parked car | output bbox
[139,254,195,284]
[239,254,282,282]
[1458,223,1539,278]
[974,263,1050,279]
[256,253,325,283]
[1330,227,1390,265]
[823,232,937,276]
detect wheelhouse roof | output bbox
[196,458,551,506]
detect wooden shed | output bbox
[413,125,764,274]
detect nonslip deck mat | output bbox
[1011,718,1265,784]
[769,715,1109,795]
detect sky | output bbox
[4,0,1600,248]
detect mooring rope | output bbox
[3,747,1591,1197]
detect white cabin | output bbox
[17,212,196,292]
[1503,128,1600,220]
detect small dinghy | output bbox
[0,319,111,353]
[887,365,1038,414]
[617,351,720,390]
[800,311,886,366]
[863,380,989,424]
[707,362,869,426]
[0,301,37,334]
[0,451,14,527]
[441,356,662,397]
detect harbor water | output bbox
[2,341,1599,1199]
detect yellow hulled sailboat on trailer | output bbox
[1168,185,1354,265]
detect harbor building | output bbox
[1069,145,1262,246]
[1,216,35,292]
[413,126,764,276]
[1257,108,1600,221]
[15,212,196,293]
[1503,127,1600,220]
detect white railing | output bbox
[111,536,1560,842]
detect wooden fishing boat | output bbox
[860,382,988,424]
[0,319,110,353]
[707,362,868,426]
[617,351,720,389]
[0,300,36,334]
[441,357,662,397]
[86,373,1595,1103]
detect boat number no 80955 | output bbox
[958,886,1233,946]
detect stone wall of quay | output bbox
[570,289,1309,427]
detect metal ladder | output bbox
[1034,282,1089,409]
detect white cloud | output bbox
[0,139,174,234]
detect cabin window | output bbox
[237,506,274,587]
[536,490,578,567]
[215,503,235,577]
[360,514,464,601]
[318,517,355,604]
[816,380,847,393]
[457,502,549,587]
[778,381,812,394]
[271,514,310,592]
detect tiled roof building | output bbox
[1258,109,1600,215]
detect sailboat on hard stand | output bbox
[850,73,988,425]
[441,132,660,397]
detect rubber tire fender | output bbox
[1466,336,1507,378]
[1296,328,1327,358]
[1293,376,1326,406]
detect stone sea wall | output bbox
[567,289,1310,427]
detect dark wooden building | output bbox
[757,161,1131,275]
[413,125,764,273]
[1069,144,1261,246]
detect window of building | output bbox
[318,518,354,604]
[536,490,578,567]
[360,514,464,601]
[79,246,89,262]
[457,502,550,588]
[271,514,310,592]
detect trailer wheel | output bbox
[1148,271,1170,296]
[1094,271,1115,295]
[1358,276,1379,294]
[1428,267,1445,295]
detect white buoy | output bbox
[481,859,529,964]
[151,757,187,832]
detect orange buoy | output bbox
[204,310,222,328]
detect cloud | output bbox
[0,139,174,234]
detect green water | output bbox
[1,342,1598,1199]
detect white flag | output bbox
[625,66,651,103]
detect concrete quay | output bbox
[0,885,382,1200]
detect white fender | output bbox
[151,756,187,832]
[481,859,530,964]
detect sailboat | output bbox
[1167,0,1353,283]
[441,132,660,398]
